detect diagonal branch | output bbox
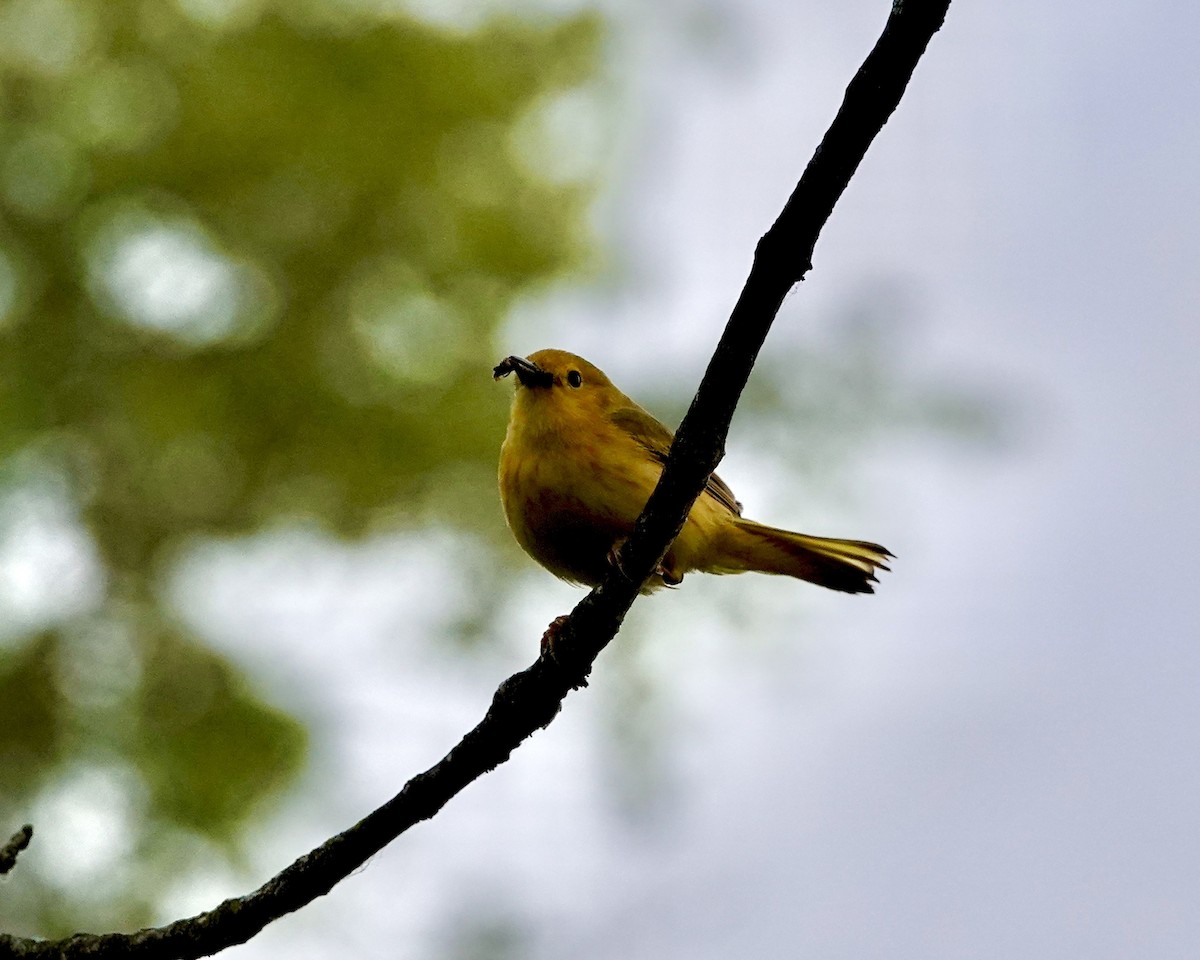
[0,2,951,957]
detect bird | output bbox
[494,349,892,596]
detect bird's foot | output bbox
[606,539,630,580]
[657,564,683,586]
[540,615,588,688]
[609,541,682,588]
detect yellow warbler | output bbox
[495,349,891,595]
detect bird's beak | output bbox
[493,355,554,388]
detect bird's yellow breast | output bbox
[499,389,663,585]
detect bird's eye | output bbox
[566,370,583,388]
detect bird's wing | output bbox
[609,405,743,517]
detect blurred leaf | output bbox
[0,633,61,805]
[134,626,306,838]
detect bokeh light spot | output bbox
[84,205,279,347]
[0,466,105,646]
[390,0,490,31]
[31,764,143,889]
[0,0,100,76]
[347,259,471,385]
[58,615,143,712]
[64,58,180,152]
[174,0,268,31]
[511,85,610,185]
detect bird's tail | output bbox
[715,519,892,594]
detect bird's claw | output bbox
[606,541,629,580]
[657,565,683,586]
[540,615,588,688]
[607,540,683,588]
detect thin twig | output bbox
[0,2,951,956]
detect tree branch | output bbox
[0,826,32,877]
[0,2,951,956]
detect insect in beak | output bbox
[493,356,554,388]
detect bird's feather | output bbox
[608,405,743,516]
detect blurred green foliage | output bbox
[0,0,601,936]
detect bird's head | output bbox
[494,349,616,397]
[494,349,622,435]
